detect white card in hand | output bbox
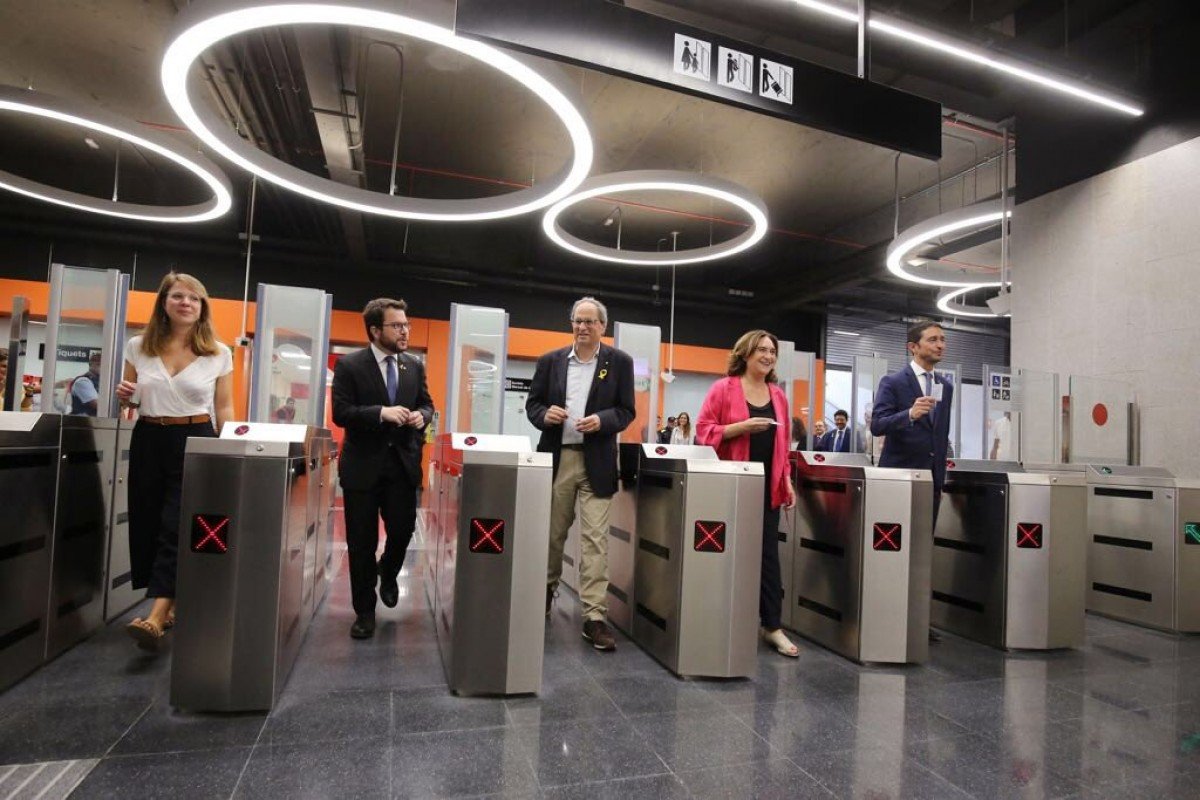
[930,382,944,401]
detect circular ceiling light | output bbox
[886,198,1011,287]
[936,284,1007,318]
[0,85,233,223]
[162,0,593,222]
[541,170,769,266]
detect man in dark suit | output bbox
[870,321,953,518]
[820,409,852,453]
[332,298,433,639]
[526,296,635,652]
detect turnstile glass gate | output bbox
[426,433,551,695]
[632,444,762,679]
[933,460,1088,649]
[788,451,933,664]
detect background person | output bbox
[116,272,233,650]
[696,330,798,658]
[274,396,297,423]
[526,296,635,652]
[820,409,851,452]
[332,298,432,640]
[811,418,827,450]
[69,351,102,416]
[670,411,694,445]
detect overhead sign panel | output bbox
[455,0,941,160]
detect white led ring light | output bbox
[937,284,1006,318]
[542,170,769,266]
[162,0,594,222]
[0,85,233,223]
[886,198,1011,287]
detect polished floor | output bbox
[1,536,1198,799]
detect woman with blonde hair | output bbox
[670,411,694,445]
[696,330,799,657]
[116,272,234,649]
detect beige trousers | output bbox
[547,447,611,622]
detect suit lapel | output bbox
[904,368,933,429]
[585,345,610,411]
[554,347,570,405]
[363,347,389,405]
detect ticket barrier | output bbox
[171,423,335,712]
[788,451,933,664]
[0,413,119,690]
[426,433,551,696]
[632,444,762,679]
[932,461,1087,649]
[1078,465,1200,633]
[103,421,141,622]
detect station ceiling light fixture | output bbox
[541,170,769,266]
[0,85,233,223]
[786,0,1144,116]
[161,0,593,222]
[886,198,1010,288]
[937,284,1007,319]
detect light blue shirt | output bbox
[561,346,599,444]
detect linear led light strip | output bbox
[542,170,769,266]
[162,0,593,221]
[788,0,1144,116]
[0,85,233,223]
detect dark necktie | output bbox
[385,355,398,405]
[923,371,932,397]
[834,430,842,451]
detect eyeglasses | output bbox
[571,318,602,327]
[753,345,777,356]
[167,292,202,304]
[380,322,411,331]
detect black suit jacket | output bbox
[820,427,852,453]
[871,367,954,492]
[332,347,433,490]
[525,343,636,498]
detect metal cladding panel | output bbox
[607,483,637,636]
[677,469,762,679]
[1086,481,1176,630]
[931,471,1009,647]
[1177,485,1200,632]
[1006,477,1087,649]
[104,422,139,621]
[455,0,942,159]
[506,458,553,693]
[859,474,931,664]
[632,467,685,670]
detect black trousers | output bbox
[342,453,418,618]
[127,419,214,597]
[760,506,783,630]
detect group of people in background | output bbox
[84,276,951,661]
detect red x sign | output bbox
[469,518,505,554]
[694,520,726,553]
[1016,523,1043,549]
[191,514,230,554]
[872,523,902,551]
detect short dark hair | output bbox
[834,409,848,420]
[362,297,407,339]
[907,321,943,345]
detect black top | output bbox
[747,398,775,502]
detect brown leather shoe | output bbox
[582,620,616,651]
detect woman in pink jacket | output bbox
[696,330,799,657]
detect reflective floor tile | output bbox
[109,700,267,756]
[593,673,724,717]
[542,773,688,800]
[259,688,393,746]
[514,716,668,788]
[234,738,392,799]
[677,758,834,799]
[0,696,151,764]
[630,708,774,771]
[729,699,880,758]
[505,675,621,726]
[792,744,973,800]
[391,686,509,734]
[391,727,539,798]
[72,747,251,800]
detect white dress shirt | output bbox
[561,346,599,445]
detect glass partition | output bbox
[1068,374,1131,465]
[249,284,332,426]
[983,363,1017,461]
[447,303,507,434]
[1016,368,1060,464]
[935,362,962,460]
[3,296,31,412]
[613,322,660,444]
[790,349,817,450]
[42,263,127,417]
[851,355,888,460]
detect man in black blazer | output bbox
[332,298,433,639]
[526,297,635,651]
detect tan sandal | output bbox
[763,628,800,658]
[126,617,165,651]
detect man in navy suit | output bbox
[527,297,635,652]
[870,321,953,519]
[820,409,852,453]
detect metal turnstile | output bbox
[429,433,551,696]
[633,444,762,678]
[933,460,1087,649]
[1083,465,1200,633]
[171,423,335,711]
[0,412,118,689]
[604,443,640,634]
[103,419,140,621]
[789,451,933,664]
